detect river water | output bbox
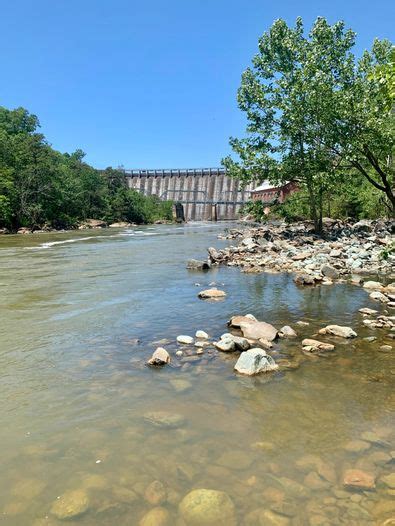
[0,223,394,526]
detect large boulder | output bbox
[240,321,278,342]
[318,325,357,338]
[363,281,383,290]
[234,348,278,375]
[178,489,236,526]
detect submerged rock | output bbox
[302,339,335,352]
[139,507,171,526]
[143,411,186,429]
[170,379,192,393]
[178,488,236,526]
[50,489,89,520]
[147,347,170,366]
[198,288,227,299]
[279,325,297,338]
[234,348,278,375]
[144,480,167,505]
[343,469,375,490]
[319,325,357,338]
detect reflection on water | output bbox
[0,223,394,525]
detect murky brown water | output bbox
[0,223,394,525]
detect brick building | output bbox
[250,181,297,203]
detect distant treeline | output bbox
[0,106,172,231]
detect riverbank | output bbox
[207,218,394,280]
[0,218,174,235]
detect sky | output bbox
[1,0,393,169]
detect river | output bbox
[0,222,394,525]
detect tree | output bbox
[223,17,394,231]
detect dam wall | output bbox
[124,168,254,220]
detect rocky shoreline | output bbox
[0,218,173,235]
[207,218,394,281]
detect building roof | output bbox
[251,181,278,193]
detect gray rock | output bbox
[279,325,297,338]
[321,264,339,279]
[234,348,278,375]
[187,259,211,270]
[319,325,357,338]
[177,335,194,344]
[147,347,170,366]
[240,321,278,341]
[215,339,236,352]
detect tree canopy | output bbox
[223,17,394,231]
[0,106,172,231]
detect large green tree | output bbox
[223,17,394,230]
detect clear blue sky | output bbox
[1,0,393,169]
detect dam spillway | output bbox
[123,168,254,220]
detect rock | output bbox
[147,347,170,366]
[240,321,278,341]
[195,330,209,339]
[380,345,392,351]
[194,341,210,348]
[214,339,236,352]
[363,281,383,290]
[256,509,291,525]
[17,227,32,234]
[296,320,310,326]
[381,473,395,489]
[143,411,186,429]
[232,336,251,351]
[139,507,171,526]
[50,489,89,520]
[144,480,167,505]
[216,450,253,470]
[178,489,236,526]
[257,338,274,349]
[302,339,335,352]
[187,259,211,270]
[170,379,192,393]
[279,325,297,338]
[207,247,222,262]
[370,291,390,303]
[228,315,256,328]
[359,307,378,315]
[198,288,226,299]
[321,264,339,279]
[177,335,194,344]
[79,219,107,229]
[294,273,316,286]
[343,469,375,490]
[234,348,278,375]
[318,325,357,338]
[344,440,371,453]
[109,222,131,228]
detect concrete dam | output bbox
[124,168,254,220]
